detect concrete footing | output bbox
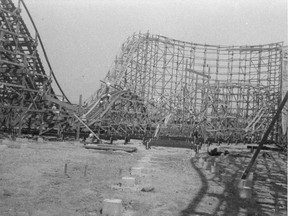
[237,179,246,188]
[199,157,204,167]
[102,199,122,216]
[139,157,150,163]
[203,161,208,170]
[246,172,254,187]
[191,151,196,158]
[221,173,230,182]
[122,177,135,187]
[142,156,151,160]
[131,167,142,176]
[7,143,21,149]
[0,145,7,151]
[238,179,252,199]
[210,164,216,173]
[239,186,252,199]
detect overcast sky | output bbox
[21,0,287,103]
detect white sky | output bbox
[21,0,287,103]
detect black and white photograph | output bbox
[0,0,287,215]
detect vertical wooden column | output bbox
[175,41,180,109]
[147,34,153,100]
[214,47,220,116]
[142,32,149,98]
[201,46,207,113]
[76,94,82,140]
[39,114,44,135]
[135,39,140,93]
[18,77,25,136]
[181,42,186,116]
[151,36,158,98]
[57,96,63,138]
[169,41,176,111]
[237,49,242,119]
[161,40,167,96]
[247,50,252,118]
[243,48,248,118]
[228,46,233,115]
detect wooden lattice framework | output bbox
[0,0,73,137]
[85,33,286,144]
[0,0,286,145]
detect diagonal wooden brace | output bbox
[241,91,288,179]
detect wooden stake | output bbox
[76,94,82,141]
[84,164,88,177]
[64,163,68,175]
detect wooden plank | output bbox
[247,145,281,151]
[185,68,211,79]
[44,95,78,112]
[73,113,100,140]
[0,82,25,88]
[0,59,24,67]
[84,144,137,153]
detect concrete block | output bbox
[198,157,204,167]
[203,161,209,170]
[0,145,7,151]
[21,144,28,149]
[139,158,150,163]
[37,137,44,143]
[142,155,151,159]
[237,179,246,188]
[15,212,29,216]
[246,176,254,187]
[131,167,142,176]
[142,168,155,174]
[87,212,98,216]
[191,151,196,158]
[221,173,230,183]
[121,177,135,187]
[239,186,252,199]
[248,172,254,181]
[2,139,10,144]
[210,165,216,173]
[7,143,21,149]
[102,199,122,216]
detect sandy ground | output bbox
[0,138,287,216]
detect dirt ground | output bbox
[0,138,287,216]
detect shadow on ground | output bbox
[180,148,287,216]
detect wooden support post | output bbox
[39,114,44,135]
[76,94,82,140]
[84,164,88,177]
[18,89,25,136]
[64,163,68,175]
[241,91,288,179]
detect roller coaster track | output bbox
[0,0,287,147]
[83,32,287,145]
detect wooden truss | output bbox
[0,0,74,137]
[85,33,287,144]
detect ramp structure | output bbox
[0,0,73,136]
[0,0,287,147]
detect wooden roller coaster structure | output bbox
[0,0,287,148]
